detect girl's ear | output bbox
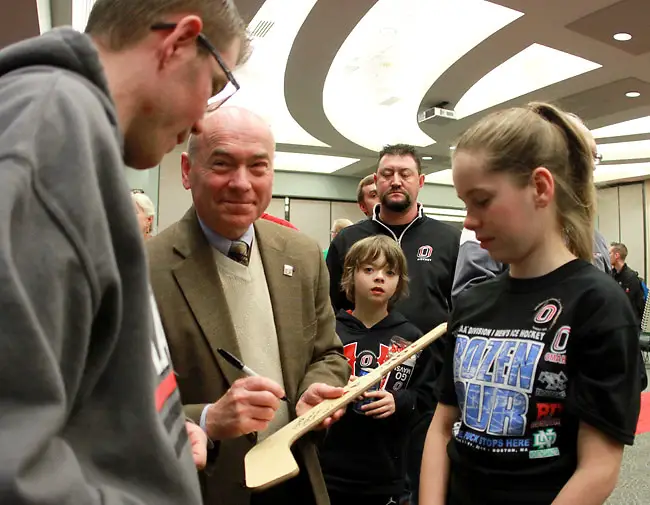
[530,166,555,209]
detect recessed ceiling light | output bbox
[423,156,433,160]
[626,91,641,98]
[449,146,456,150]
[613,32,632,41]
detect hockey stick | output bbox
[244,322,448,490]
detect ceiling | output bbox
[9,0,650,187]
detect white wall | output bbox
[158,146,192,231]
[597,183,646,279]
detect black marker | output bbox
[217,348,289,402]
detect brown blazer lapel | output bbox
[171,210,242,387]
[255,221,305,402]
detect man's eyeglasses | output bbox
[151,23,240,111]
[131,188,145,194]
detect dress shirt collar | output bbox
[197,215,254,256]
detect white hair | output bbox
[131,191,156,218]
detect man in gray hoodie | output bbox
[0,0,248,503]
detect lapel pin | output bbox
[283,264,294,277]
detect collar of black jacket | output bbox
[371,202,424,226]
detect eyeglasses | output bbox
[594,152,603,165]
[151,23,240,112]
[131,188,145,194]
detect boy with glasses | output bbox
[0,1,248,504]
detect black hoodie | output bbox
[319,309,430,495]
[327,204,460,417]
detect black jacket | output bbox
[613,264,646,324]
[326,204,460,410]
[319,310,428,495]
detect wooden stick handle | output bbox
[244,322,447,490]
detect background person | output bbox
[325,218,354,259]
[357,173,380,218]
[610,242,646,324]
[327,143,460,505]
[132,189,157,239]
[260,211,298,230]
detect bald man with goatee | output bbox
[147,106,349,505]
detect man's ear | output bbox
[158,15,203,69]
[181,152,192,190]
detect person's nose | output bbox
[389,175,403,188]
[464,213,480,231]
[229,166,253,191]
[374,270,385,283]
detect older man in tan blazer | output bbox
[147,107,349,505]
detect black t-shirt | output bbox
[437,260,641,505]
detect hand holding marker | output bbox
[217,348,289,403]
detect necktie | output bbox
[228,240,250,266]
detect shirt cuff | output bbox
[200,405,215,449]
[200,404,210,433]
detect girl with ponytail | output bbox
[420,102,641,505]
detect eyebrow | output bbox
[209,149,271,161]
[460,187,492,200]
[380,165,416,172]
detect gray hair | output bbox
[132,191,156,218]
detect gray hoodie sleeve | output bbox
[0,72,199,504]
[451,228,506,303]
[0,155,102,503]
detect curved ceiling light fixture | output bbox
[425,170,454,186]
[455,43,601,119]
[225,0,329,147]
[274,151,359,174]
[323,0,523,152]
[594,162,650,184]
[591,116,650,139]
[596,140,650,162]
